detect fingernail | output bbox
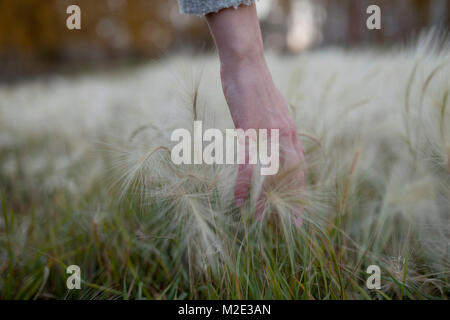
[293,215,303,227]
[255,214,264,222]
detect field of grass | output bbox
[0,33,449,299]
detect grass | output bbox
[0,32,449,299]
[3,188,442,300]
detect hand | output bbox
[221,57,306,225]
[206,3,306,225]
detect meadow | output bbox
[0,33,449,299]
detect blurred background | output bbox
[0,0,448,81]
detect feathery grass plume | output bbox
[0,33,449,299]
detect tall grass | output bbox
[0,32,449,299]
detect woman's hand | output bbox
[206,3,306,224]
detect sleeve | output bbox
[177,0,257,15]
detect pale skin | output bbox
[205,3,306,223]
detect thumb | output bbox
[254,190,266,220]
[234,163,254,207]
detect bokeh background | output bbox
[1,0,449,81]
[1,0,449,300]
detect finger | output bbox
[291,135,306,187]
[234,163,254,207]
[292,131,305,161]
[282,136,306,227]
[254,186,266,220]
[292,206,304,227]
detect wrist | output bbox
[219,43,266,70]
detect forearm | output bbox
[185,2,306,216]
[205,4,266,69]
